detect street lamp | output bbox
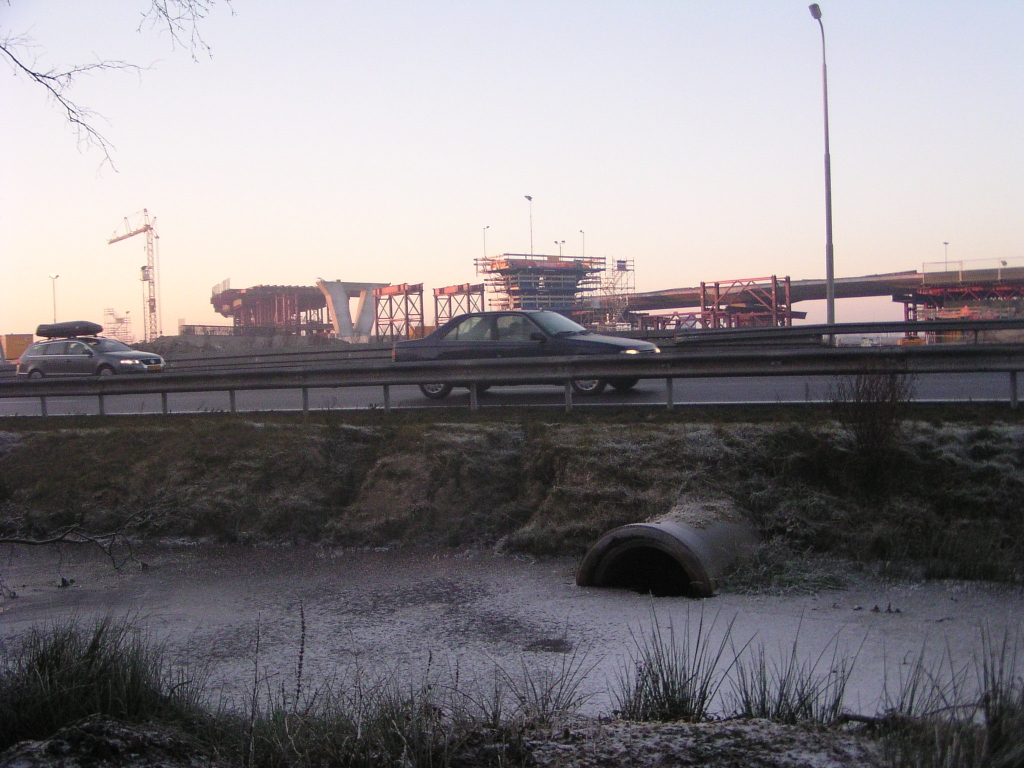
[483,225,490,258]
[48,274,59,323]
[524,195,533,255]
[580,230,585,258]
[809,3,835,328]
[554,240,565,256]
[944,241,949,272]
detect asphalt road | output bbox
[0,371,1014,417]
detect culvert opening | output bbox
[600,546,695,597]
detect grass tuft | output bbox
[613,607,738,722]
[0,615,210,752]
[878,627,1024,768]
[727,629,854,725]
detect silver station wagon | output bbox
[18,321,164,378]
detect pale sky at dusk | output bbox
[2,1,1022,336]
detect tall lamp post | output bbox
[524,196,533,255]
[554,240,565,256]
[809,3,835,328]
[944,241,949,272]
[579,229,585,257]
[483,225,490,258]
[48,273,59,323]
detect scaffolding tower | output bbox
[375,283,424,341]
[103,308,133,343]
[434,283,485,326]
[475,253,605,312]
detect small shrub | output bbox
[830,364,916,462]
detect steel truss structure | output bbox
[434,283,485,327]
[375,283,424,342]
[210,284,333,335]
[700,275,793,329]
[475,253,605,311]
[900,285,1024,321]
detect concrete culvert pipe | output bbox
[576,498,760,598]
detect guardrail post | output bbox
[1012,371,1019,410]
[302,387,309,416]
[229,390,236,413]
[98,393,105,417]
[40,396,47,418]
[161,392,169,415]
[383,384,391,413]
[564,380,573,412]
[666,377,674,410]
[469,382,479,411]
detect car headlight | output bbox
[653,346,661,353]
[119,359,142,365]
[621,349,640,355]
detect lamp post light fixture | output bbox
[483,225,490,258]
[48,273,59,323]
[809,3,835,328]
[524,196,533,255]
[554,240,565,256]
[580,230,585,258]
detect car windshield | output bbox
[82,338,134,352]
[530,311,587,336]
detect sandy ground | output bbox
[1,544,1021,718]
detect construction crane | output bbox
[108,209,161,342]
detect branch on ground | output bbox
[0,511,154,572]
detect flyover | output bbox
[629,270,924,311]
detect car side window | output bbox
[43,342,69,355]
[495,315,531,342]
[68,342,90,355]
[441,316,494,342]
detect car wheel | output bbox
[419,383,453,400]
[571,379,606,395]
[97,366,116,376]
[28,370,44,379]
[609,377,639,392]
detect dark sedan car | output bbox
[393,310,659,399]
[18,335,164,377]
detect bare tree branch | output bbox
[0,1,230,168]
[0,510,154,571]
[140,0,232,61]
[0,33,140,169]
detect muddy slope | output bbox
[0,418,1022,580]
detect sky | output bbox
[2,1,1023,337]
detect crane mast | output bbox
[108,209,161,342]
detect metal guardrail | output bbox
[164,345,391,372]
[0,341,1021,415]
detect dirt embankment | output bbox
[0,416,1022,582]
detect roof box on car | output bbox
[36,321,104,339]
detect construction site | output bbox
[9,205,1022,352]
[181,252,1024,346]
